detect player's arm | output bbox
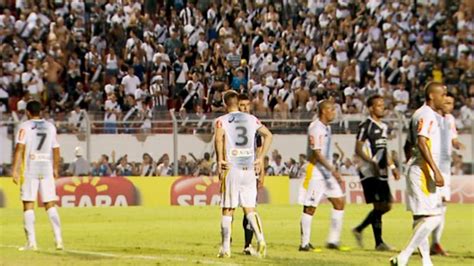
[417,136,444,186]
[53,147,60,179]
[12,143,25,185]
[52,126,61,179]
[256,125,273,174]
[214,120,226,179]
[313,149,341,182]
[403,138,413,162]
[335,142,344,161]
[450,121,465,150]
[387,152,400,180]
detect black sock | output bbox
[355,210,375,232]
[243,216,253,248]
[372,210,384,246]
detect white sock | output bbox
[398,215,441,263]
[300,213,313,247]
[24,210,36,245]
[246,212,265,242]
[221,216,232,252]
[419,238,433,266]
[432,206,446,244]
[327,209,344,244]
[47,207,63,243]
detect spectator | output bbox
[121,67,141,96]
[156,154,172,176]
[393,84,410,114]
[340,158,358,176]
[178,155,191,176]
[104,93,121,134]
[264,156,275,176]
[270,154,287,176]
[138,153,155,176]
[66,147,91,176]
[92,154,112,177]
[116,155,134,176]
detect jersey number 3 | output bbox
[36,133,47,150]
[235,126,248,146]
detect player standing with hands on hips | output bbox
[214,91,273,258]
[352,94,400,251]
[391,82,446,266]
[12,100,64,251]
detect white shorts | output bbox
[298,177,344,207]
[21,176,57,203]
[220,167,257,209]
[406,165,442,216]
[439,172,451,201]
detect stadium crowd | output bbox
[0,0,473,133]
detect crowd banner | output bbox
[0,175,472,208]
[0,176,289,208]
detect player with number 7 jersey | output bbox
[12,100,63,252]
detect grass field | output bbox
[0,204,473,265]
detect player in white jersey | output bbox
[238,93,264,256]
[298,100,346,252]
[430,92,464,256]
[12,101,63,251]
[214,91,273,258]
[391,82,446,266]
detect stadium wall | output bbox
[0,175,472,208]
[0,133,472,164]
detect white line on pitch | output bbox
[0,245,241,265]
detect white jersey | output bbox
[16,119,59,179]
[216,112,262,168]
[408,104,443,171]
[439,114,458,174]
[308,119,333,180]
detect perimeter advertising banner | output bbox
[0,175,472,208]
[289,175,474,204]
[0,176,289,208]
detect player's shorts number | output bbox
[36,133,47,150]
[235,126,248,146]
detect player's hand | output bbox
[217,160,228,180]
[257,176,265,189]
[434,171,444,187]
[12,172,19,185]
[332,169,343,186]
[392,167,401,181]
[254,158,263,175]
[53,169,60,179]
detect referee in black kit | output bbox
[352,94,400,251]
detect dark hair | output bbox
[238,94,250,101]
[424,81,444,101]
[366,94,384,107]
[102,154,109,161]
[223,90,239,106]
[26,100,42,116]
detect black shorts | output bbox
[360,175,392,204]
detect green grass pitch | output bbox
[0,204,473,265]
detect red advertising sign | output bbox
[170,176,269,206]
[41,177,139,207]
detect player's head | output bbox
[26,100,42,119]
[223,90,239,111]
[238,94,251,113]
[424,82,447,111]
[442,92,455,115]
[366,94,385,118]
[317,100,336,122]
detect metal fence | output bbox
[0,110,472,176]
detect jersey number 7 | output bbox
[36,133,47,150]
